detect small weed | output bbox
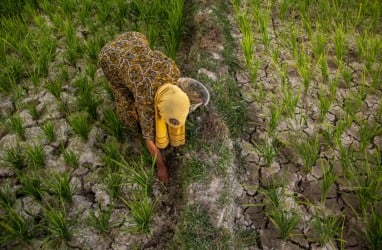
[5,114,26,140]
[268,210,300,240]
[42,121,55,142]
[68,112,93,140]
[47,172,76,203]
[2,144,25,169]
[24,144,45,168]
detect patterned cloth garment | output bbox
[99,32,180,140]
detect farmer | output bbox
[99,32,190,184]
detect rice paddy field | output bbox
[0,0,381,249]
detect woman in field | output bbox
[99,32,190,184]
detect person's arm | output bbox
[145,139,169,184]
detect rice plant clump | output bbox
[0,207,35,245]
[62,149,79,169]
[68,112,93,140]
[47,172,76,203]
[42,206,74,244]
[2,144,25,169]
[268,210,300,240]
[125,197,156,234]
[5,115,26,140]
[24,144,46,168]
[88,206,114,234]
[18,173,46,201]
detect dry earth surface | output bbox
[1,0,381,249]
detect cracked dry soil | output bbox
[1,0,381,249]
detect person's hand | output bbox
[157,164,169,184]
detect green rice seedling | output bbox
[27,100,41,120]
[268,210,299,240]
[102,138,122,171]
[318,90,333,121]
[75,78,99,120]
[61,0,75,18]
[359,121,382,153]
[263,186,283,210]
[0,185,15,208]
[253,139,277,167]
[268,105,283,136]
[68,112,92,140]
[5,114,26,140]
[122,196,156,234]
[115,0,129,31]
[282,85,300,118]
[311,32,327,59]
[58,67,70,83]
[85,64,96,80]
[114,155,155,197]
[278,0,293,20]
[356,172,381,212]
[255,8,271,49]
[47,172,76,204]
[95,0,112,25]
[334,25,346,62]
[88,206,114,234]
[42,205,74,243]
[6,55,25,80]
[238,12,255,70]
[62,149,79,169]
[337,143,355,179]
[45,80,62,100]
[231,0,241,14]
[106,171,123,199]
[320,55,329,81]
[0,74,17,94]
[42,121,55,142]
[295,49,312,92]
[320,160,337,202]
[84,36,104,65]
[18,173,46,201]
[311,213,341,247]
[24,144,45,168]
[0,207,35,245]
[364,208,382,250]
[163,0,185,59]
[2,144,25,169]
[295,135,320,172]
[340,65,353,87]
[102,108,125,140]
[63,20,80,65]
